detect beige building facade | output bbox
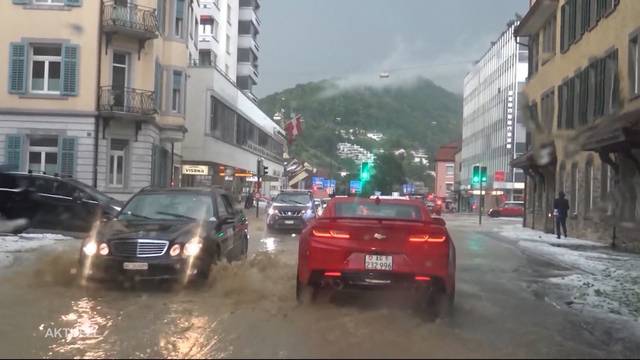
[514,0,640,251]
[0,0,199,200]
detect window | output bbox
[200,17,214,35]
[210,96,236,141]
[225,64,230,75]
[175,0,184,37]
[542,16,556,56]
[585,161,593,213]
[446,164,454,176]
[28,136,58,175]
[216,195,229,218]
[540,89,554,130]
[570,163,578,214]
[34,0,64,4]
[601,163,612,200]
[227,3,232,24]
[171,71,182,112]
[631,35,640,97]
[198,50,212,66]
[30,45,61,94]
[529,33,539,76]
[445,183,454,192]
[226,34,231,54]
[109,139,128,187]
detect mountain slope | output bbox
[258,78,462,173]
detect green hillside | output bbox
[258,78,462,179]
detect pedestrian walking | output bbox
[553,191,570,239]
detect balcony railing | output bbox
[98,86,157,117]
[102,2,159,38]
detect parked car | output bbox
[488,201,525,218]
[0,172,123,233]
[297,197,456,318]
[79,187,248,284]
[266,190,316,231]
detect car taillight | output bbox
[408,234,447,243]
[312,229,350,239]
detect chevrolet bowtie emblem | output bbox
[373,233,386,240]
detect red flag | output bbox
[293,114,303,136]
[284,114,303,145]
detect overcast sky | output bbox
[254,0,528,97]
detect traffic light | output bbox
[472,165,480,185]
[360,161,372,182]
[471,165,488,184]
[257,159,268,178]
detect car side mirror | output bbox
[431,217,446,226]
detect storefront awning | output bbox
[580,109,640,152]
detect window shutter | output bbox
[157,0,165,34]
[61,44,79,96]
[58,137,76,178]
[5,135,23,172]
[8,43,27,94]
[12,0,29,4]
[64,0,81,6]
[154,61,162,109]
[176,0,184,19]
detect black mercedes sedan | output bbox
[79,187,248,284]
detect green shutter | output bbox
[175,0,185,19]
[157,0,165,34]
[154,61,162,109]
[61,44,79,96]
[8,43,27,94]
[12,0,29,5]
[5,135,23,172]
[58,137,76,178]
[64,0,81,6]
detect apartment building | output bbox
[513,0,640,251]
[184,0,284,199]
[197,0,259,101]
[434,141,460,200]
[0,0,199,201]
[461,19,529,208]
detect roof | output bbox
[434,140,461,162]
[514,0,558,37]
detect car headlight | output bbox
[169,244,181,257]
[98,243,109,256]
[82,242,97,256]
[183,237,203,256]
[268,207,276,215]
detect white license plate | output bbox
[365,255,393,271]
[123,262,148,271]
[284,220,295,224]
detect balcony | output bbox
[237,62,259,82]
[98,86,157,120]
[102,2,159,41]
[238,34,260,53]
[239,7,261,29]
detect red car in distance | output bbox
[296,197,456,317]
[488,201,525,218]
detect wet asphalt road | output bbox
[0,214,639,358]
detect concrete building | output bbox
[434,141,460,200]
[197,0,259,101]
[461,19,529,208]
[0,0,198,201]
[513,0,640,251]
[185,0,283,199]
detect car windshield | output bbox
[118,193,213,221]
[335,202,423,220]
[273,193,311,205]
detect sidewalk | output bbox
[495,222,640,324]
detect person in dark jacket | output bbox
[553,191,570,239]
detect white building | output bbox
[336,142,374,163]
[183,0,283,198]
[461,19,528,201]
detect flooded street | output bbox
[1,215,639,358]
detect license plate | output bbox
[123,262,148,271]
[365,255,393,271]
[284,220,295,224]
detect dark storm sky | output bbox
[254,0,529,97]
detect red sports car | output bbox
[296,197,456,317]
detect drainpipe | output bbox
[93,0,105,188]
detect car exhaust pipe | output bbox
[330,279,344,290]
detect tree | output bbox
[367,153,406,195]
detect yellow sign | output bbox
[182,165,209,175]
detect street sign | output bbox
[312,176,324,188]
[349,180,362,194]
